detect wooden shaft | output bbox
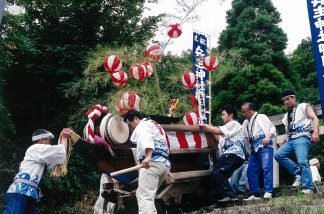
[110,164,143,177]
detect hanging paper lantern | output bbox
[111,70,128,87]
[167,23,182,38]
[103,55,122,74]
[143,61,154,77]
[183,112,199,125]
[144,44,162,61]
[203,55,219,72]
[120,92,141,112]
[181,71,197,89]
[129,64,147,81]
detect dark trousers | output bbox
[211,154,244,199]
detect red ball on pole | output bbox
[103,55,122,74]
[144,44,162,61]
[111,70,128,87]
[129,64,147,81]
[143,61,154,77]
[203,55,219,72]
[181,71,197,89]
[167,23,182,38]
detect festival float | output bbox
[65,22,221,210]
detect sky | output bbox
[144,0,311,55]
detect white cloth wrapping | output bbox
[310,165,321,183]
[93,173,116,214]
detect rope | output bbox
[85,104,108,143]
[50,137,73,177]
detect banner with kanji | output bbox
[307,0,324,121]
[192,32,209,124]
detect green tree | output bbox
[0,0,162,207]
[211,0,295,120]
[1,0,162,138]
[288,38,319,104]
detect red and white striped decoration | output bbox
[116,99,126,115]
[203,55,219,72]
[120,92,141,112]
[181,71,197,89]
[103,55,122,74]
[143,61,154,77]
[183,112,199,125]
[85,104,108,143]
[166,131,209,149]
[129,64,147,81]
[111,70,128,87]
[167,23,182,38]
[144,44,162,61]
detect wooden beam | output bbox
[165,170,211,184]
[161,124,204,132]
[170,148,215,154]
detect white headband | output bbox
[32,132,54,141]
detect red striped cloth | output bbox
[165,131,209,149]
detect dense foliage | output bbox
[211,0,294,122]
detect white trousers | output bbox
[94,173,116,214]
[136,161,170,214]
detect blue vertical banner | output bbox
[192,32,209,124]
[306,0,324,121]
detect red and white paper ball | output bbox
[103,55,122,74]
[116,99,127,115]
[143,61,154,77]
[183,112,199,125]
[181,71,197,89]
[167,23,182,38]
[129,64,147,81]
[111,70,128,87]
[120,92,141,112]
[144,44,162,61]
[203,55,219,72]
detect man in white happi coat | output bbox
[275,89,320,195]
[123,109,170,214]
[2,128,71,214]
[241,102,276,200]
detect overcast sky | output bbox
[144,0,311,55]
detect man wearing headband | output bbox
[274,89,320,195]
[2,128,71,214]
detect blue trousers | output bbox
[211,154,244,198]
[2,193,37,214]
[247,147,273,195]
[274,136,313,190]
[230,161,248,194]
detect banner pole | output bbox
[306,0,324,121]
